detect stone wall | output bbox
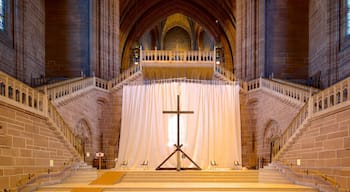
[54,88,110,167]
[0,0,45,84]
[45,0,90,78]
[309,0,350,88]
[240,92,257,168]
[265,0,309,80]
[0,101,75,190]
[277,105,350,189]
[243,89,302,166]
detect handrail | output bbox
[0,71,84,159]
[271,78,319,93]
[0,71,46,115]
[47,78,94,102]
[244,77,312,104]
[272,102,309,159]
[274,161,348,192]
[16,161,80,192]
[36,77,84,91]
[214,65,236,81]
[47,101,84,156]
[109,64,141,89]
[260,78,311,103]
[311,76,350,114]
[272,76,350,160]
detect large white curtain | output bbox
[118,82,241,169]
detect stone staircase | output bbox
[259,164,291,184]
[61,165,98,184]
[36,169,317,192]
[121,170,259,183]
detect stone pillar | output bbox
[91,0,120,80]
[265,0,309,80]
[236,0,265,81]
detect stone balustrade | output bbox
[109,65,141,89]
[245,77,312,104]
[214,65,236,81]
[0,71,83,159]
[272,76,350,159]
[0,71,46,114]
[141,50,214,63]
[311,77,349,114]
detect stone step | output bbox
[36,170,317,192]
[259,166,291,184]
[37,182,317,192]
[122,171,259,183]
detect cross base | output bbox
[156,144,201,171]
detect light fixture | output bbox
[215,47,221,65]
[133,47,140,65]
[234,161,240,166]
[121,160,128,169]
[210,160,217,166]
[141,160,149,170]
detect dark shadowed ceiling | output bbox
[119,0,236,71]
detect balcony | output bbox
[138,49,216,80]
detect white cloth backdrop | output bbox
[118,82,241,169]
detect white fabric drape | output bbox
[118,82,241,169]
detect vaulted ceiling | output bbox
[119,0,236,70]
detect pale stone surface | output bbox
[0,102,75,189]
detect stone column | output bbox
[91,0,120,80]
[236,0,265,81]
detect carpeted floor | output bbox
[70,171,125,192]
[71,188,103,192]
[89,171,125,185]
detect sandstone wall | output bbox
[278,106,350,189]
[242,89,302,167]
[0,0,45,84]
[0,101,75,190]
[309,0,350,88]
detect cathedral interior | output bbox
[0,0,349,191]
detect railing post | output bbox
[243,81,248,92]
[93,76,96,88]
[140,46,143,68]
[259,77,262,88]
[154,47,157,61]
[308,92,314,117]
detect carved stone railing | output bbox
[16,161,80,192]
[0,71,83,159]
[141,49,214,65]
[36,77,84,91]
[271,78,319,93]
[109,65,142,90]
[311,77,349,114]
[46,78,95,102]
[33,76,83,88]
[272,102,309,159]
[272,76,350,159]
[214,65,236,82]
[244,77,312,104]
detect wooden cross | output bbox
[156,94,201,171]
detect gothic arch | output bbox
[75,119,93,144]
[120,0,236,71]
[261,119,281,164]
[263,119,280,146]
